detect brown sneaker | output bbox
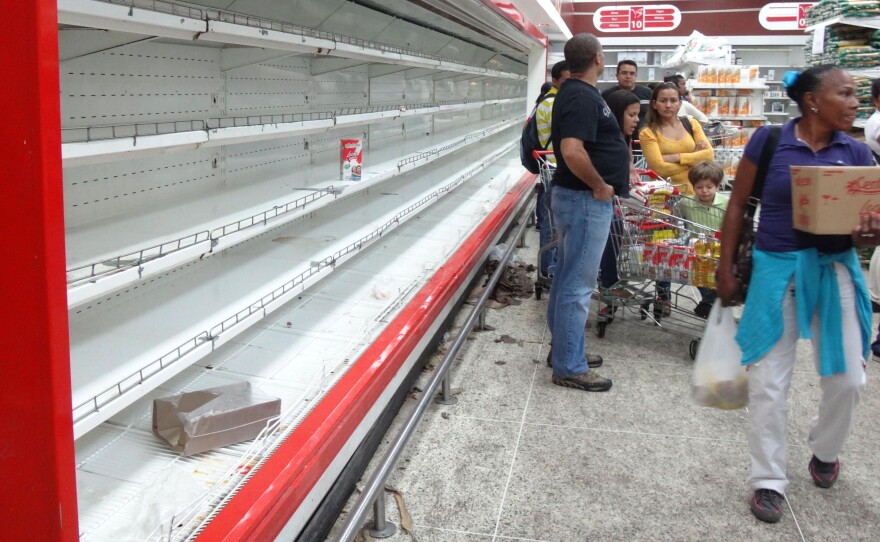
[546,348,603,368]
[551,371,613,392]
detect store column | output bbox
[0,2,79,540]
[527,45,548,113]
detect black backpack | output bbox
[520,103,550,174]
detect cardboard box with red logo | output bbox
[791,165,880,235]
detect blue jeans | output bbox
[547,186,613,376]
[538,186,555,277]
[599,215,624,288]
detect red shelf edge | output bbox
[196,171,535,541]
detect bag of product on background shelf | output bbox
[692,300,748,410]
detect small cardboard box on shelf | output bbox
[153,381,281,456]
[791,166,880,235]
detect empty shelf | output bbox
[58,0,527,80]
[74,149,526,540]
[66,118,520,308]
[69,134,518,437]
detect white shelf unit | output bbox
[687,81,768,124]
[58,0,534,539]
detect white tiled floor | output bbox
[329,229,880,542]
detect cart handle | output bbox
[637,168,663,181]
[532,150,554,159]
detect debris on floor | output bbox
[483,257,535,307]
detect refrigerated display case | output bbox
[4,1,558,540]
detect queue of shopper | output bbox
[529,31,880,528]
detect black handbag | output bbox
[733,126,780,302]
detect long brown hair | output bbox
[646,82,682,133]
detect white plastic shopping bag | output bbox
[692,300,748,409]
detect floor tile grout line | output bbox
[416,523,552,542]
[490,323,547,542]
[784,493,808,542]
[451,414,744,444]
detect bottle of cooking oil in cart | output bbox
[693,234,708,287]
[706,235,721,288]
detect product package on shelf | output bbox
[805,23,880,67]
[806,0,880,26]
[341,139,363,181]
[696,65,760,85]
[855,76,875,120]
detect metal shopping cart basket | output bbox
[595,192,726,359]
[533,150,556,299]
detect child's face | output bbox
[692,178,718,204]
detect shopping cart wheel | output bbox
[535,282,543,300]
[597,321,607,338]
[689,339,699,360]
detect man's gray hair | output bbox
[564,33,602,73]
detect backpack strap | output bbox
[536,94,556,151]
[748,125,781,212]
[679,116,694,140]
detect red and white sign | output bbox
[759,2,817,31]
[593,5,681,33]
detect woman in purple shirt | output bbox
[717,65,880,524]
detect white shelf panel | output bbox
[854,118,868,129]
[806,16,880,32]
[848,68,880,79]
[764,112,790,116]
[61,99,524,167]
[59,0,526,81]
[74,151,523,540]
[709,116,767,121]
[68,134,519,438]
[690,83,768,90]
[65,117,519,308]
[58,0,206,40]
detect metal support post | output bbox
[434,372,458,405]
[365,493,397,538]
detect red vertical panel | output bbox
[0,2,78,540]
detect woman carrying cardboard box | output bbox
[716,64,880,524]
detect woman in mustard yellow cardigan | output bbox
[639,82,714,196]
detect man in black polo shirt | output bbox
[601,59,652,136]
[547,33,630,392]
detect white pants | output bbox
[748,263,866,494]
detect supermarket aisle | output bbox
[328,228,880,542]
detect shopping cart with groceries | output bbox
[595,178,726,359]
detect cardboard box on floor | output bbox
[791,165,880,235]
[153,381,281,457]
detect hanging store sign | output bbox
[592,5,682,32]
[759,2,817,30]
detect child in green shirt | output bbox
[674,160,728,317]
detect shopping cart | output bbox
[595,193,726,359]
[533,150,556,300]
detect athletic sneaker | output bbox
[809,455,840,488]
[551,371,612,392]
[750,488,784,523]
[546,348,603,368]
